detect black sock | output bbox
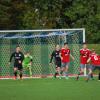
[91,73,93,79]
[60,71,63,75]
[98,72,100,80]
[20,72,22,79]
[78,73,80,75]
[55,72,58,76]
[14,71,17,77]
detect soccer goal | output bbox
[0,28,85,78]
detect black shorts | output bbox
[92,66,100,71]
[14,62,23,71]
[55,61,61,68]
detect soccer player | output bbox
[76,43,91,80]
[60,42,74,79]
[9,46,24,80]
[87,49,100,81]
[23,52,33,77]
[50,45,61,78]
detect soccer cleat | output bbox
[85,78,89,82]
[65,77,69,80]
[20,77,23,80]
[76,76,79,81]
[54,75,56,78]
[13,76,17,80]
[59,76,62,79]
[30,76,33,78]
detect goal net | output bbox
[0,29,85,78]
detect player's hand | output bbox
[18,60,22,64]
[61,57,63,60]
[29,62,32,66]
[72,57,75,61]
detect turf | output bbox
[0,78,100,100]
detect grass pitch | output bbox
[0,77,100,100]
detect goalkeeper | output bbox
[23,52,33,77]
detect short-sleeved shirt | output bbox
[61,48,70,63]
[80,48,91,64]
[23,55,33,65]
[50,50,61,63]
[89,53,100,66]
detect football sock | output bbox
[98,72,100,80]
[20,72,22,79]
[14,71,17,77]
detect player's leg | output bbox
[65,63,69,79]
[54,61,61,78]
[28,64,32,77]
[53,67,58,78]
[13,67,18,80]
[76,64,85,80]
[86,66,92,82]
[97,67,100,81]
[60,62,66,77]
[18,65,23,79]
[53,61,58,78]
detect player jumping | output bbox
[50,45,61,78]
[23,52,33,78]
[87,49,100,81]
[76,43,91,80]
[9,46,24,80]
[60,42,74,79]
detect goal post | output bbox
[0,28,85,78]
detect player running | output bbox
[76,43,91,80]
[87,49,100,81]
[50,45,61,78]
[23,52,33,78]
[9,46,24,80]
[60,42,74,79]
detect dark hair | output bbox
[25,51,30,54]
[64,42,68,45]
[16,45,20,48]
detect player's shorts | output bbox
[14,62,23,71]
[61,62,70,68]
[23,63,31,69]
[80,64,91,69]
[55,61,61,68]
[91,65,100,71]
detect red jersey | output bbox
[89,53,100,66]
[61,48,70,63]
[80,48,91,64]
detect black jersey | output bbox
[50,50,61,63]
[10,51,24,64]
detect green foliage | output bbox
[0,0,100,43]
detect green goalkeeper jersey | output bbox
[23,55,33,65]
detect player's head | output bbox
[16,46,21,52]
[25,51,30,56]
[55,44,60,51]
[83,43,87,49]
[64,42,68,49]
[91,49,96,53]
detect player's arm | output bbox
[50,51,55,63]
[80,50,87,56]
[9,52,15,63]
[21,52,24,61]
[59,49,63,60]
[87,57,91,63]
[19,52,24,64]
[30,56,33,65]
[70,54,75,61]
